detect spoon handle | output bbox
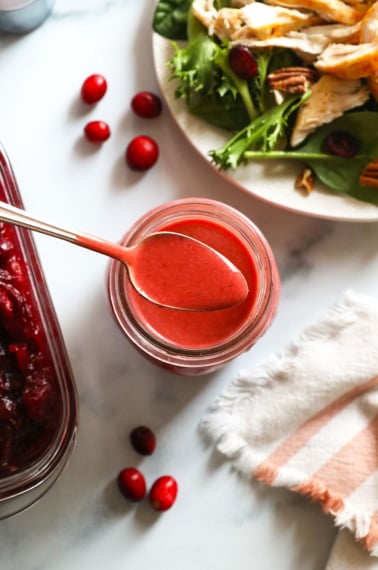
[0,201,129,262]
[0,201,78,242]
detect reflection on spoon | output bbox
[0,201,249,312]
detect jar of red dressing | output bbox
[108,198,280,376]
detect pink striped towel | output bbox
[200,290,378,555]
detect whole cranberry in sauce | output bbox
[229,45,258,80]
[131,92,162,118]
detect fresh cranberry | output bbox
[229,45,258,80]
[131,92,162,118]
[80,74,108,104]
[325,132,360,158]
[149,475,178,512]
[84,121,111,144]
[130,425,156,456]
[126,135,159,171]
[117,467,147,502]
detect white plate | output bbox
[153,32,378,222]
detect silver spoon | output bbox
[0,201,249,311]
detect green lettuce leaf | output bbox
[153,0,191,40]
[168,15,252,130]
[210,93,309,169]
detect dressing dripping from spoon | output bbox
[0,201,249,311]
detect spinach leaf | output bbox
[153,0,192,40]
[152,0,231,40]
[189,97,250,131]
[294,112,378,205]
[235,112,378,206]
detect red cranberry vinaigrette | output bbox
[108,199,280,375]
[126,217,258,348]
[0,146,77,518]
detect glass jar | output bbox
[0,0,54,33]
[0,146,78,519]
[108,198,280,376]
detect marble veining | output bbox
[0,1,377,569]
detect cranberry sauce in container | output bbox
[0,146,78,518]
[108,198,280,376]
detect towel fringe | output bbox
[295,480,378,553]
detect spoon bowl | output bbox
[0,201,249,311]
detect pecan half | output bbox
[359,158,378,188]
[268,67,318,94]
[295,167,315,194]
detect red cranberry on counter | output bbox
[149,475,178,512]
[131,92,162,119]
[117,467,147,502]
[81,74,108,104]
[84,121,111,144]
[126,135,159,171]
[130,426,156,456]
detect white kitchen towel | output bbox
[200,290,378,556]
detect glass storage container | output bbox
[0,146,78,519]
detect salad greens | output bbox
[209,93,310,168]
[153,0,378,206]
[167,12,250,130]
[291,113,378,204]
[167,10,297,130]
[153,0,192,40]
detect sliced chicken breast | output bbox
[291,74,370,146]
[315,41,378,78]
[265,0,367,26]
[234,22,361,58]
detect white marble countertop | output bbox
[0,2,378,569]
